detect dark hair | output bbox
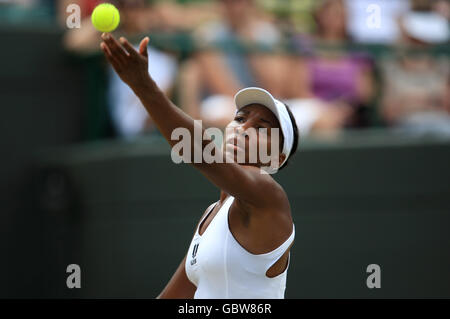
[278,103,299,171]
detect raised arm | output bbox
[100,33,285,208]
[157,255,196,299]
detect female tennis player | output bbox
[100,32,299,299]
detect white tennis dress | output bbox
[185,195,295,299]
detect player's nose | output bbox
[235,125,250,139]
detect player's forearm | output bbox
[157,256,196,299]
[132,76,209,150]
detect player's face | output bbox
[223,104,284,167]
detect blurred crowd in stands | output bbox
[2,0,449,138]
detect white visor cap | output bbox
[234,87,295,168]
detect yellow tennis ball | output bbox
[91,3,120,33]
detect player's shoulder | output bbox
[244,165,286,190]
[241,165,289,210]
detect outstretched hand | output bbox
[100,33,152,91]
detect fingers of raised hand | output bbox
[101,33,128,64]
[100,42,112,57]
[100,42,120,68]
[139,37,150,57]
[119,37,139,58]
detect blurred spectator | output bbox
[380,9,450,136]
[63,0,178,138]
[108,47,177,137]
[151,0,219,32]
[178,0,287,128]
[345,0,410,44]
[286,0,375,136]
[256,0,316,35]
[433,0,450,19]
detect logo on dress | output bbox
[190,243,199,266]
